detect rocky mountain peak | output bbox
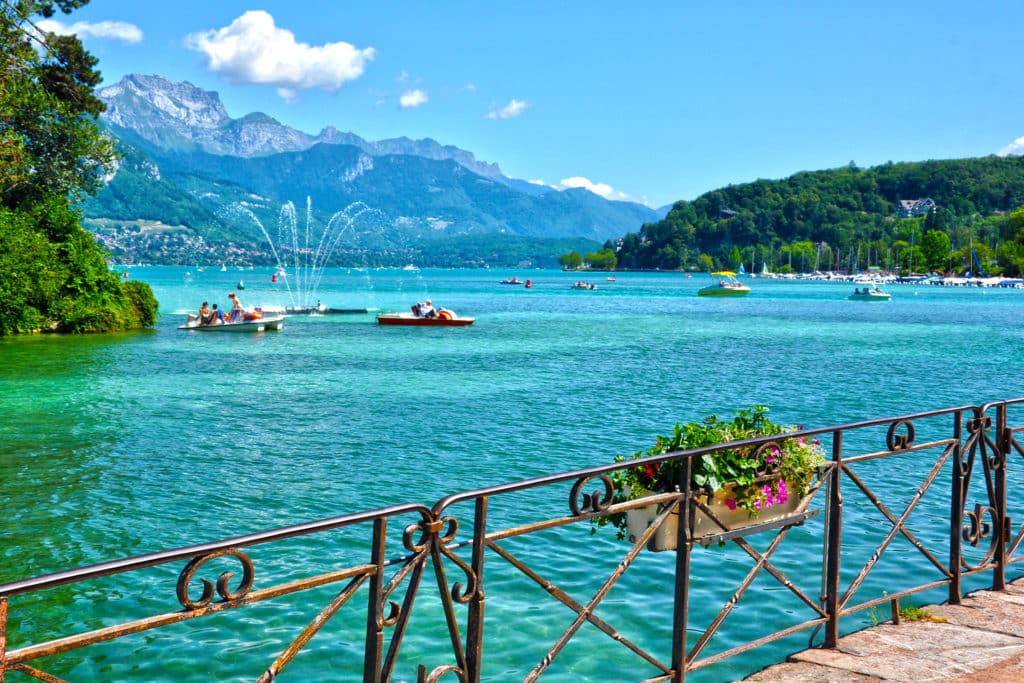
[98,74,505,174]
[99,74,230,131]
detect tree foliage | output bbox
[0,0,157,334]
[607,157,1024,275]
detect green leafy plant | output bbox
[897,600,947,623]
[599,405,825,538]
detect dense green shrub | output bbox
[0,0,159,335]
[0,201,158,334]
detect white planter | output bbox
[625,486,807,551]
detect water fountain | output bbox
[235,198,388,313]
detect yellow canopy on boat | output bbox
[711,271,736,276]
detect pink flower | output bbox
[777,479,789,504]
[724,498,737,510]
[762,484,774,508]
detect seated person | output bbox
[420,300,437,318]
[209,303,225,324]
[190,301,210,324]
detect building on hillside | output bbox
[896,198,936,218]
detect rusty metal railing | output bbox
[1,400,1022,681]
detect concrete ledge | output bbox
[745,576,1024,682]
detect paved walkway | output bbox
[744,576,1024,682]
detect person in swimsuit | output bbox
[189,301,210,324]
[225,292,244,323]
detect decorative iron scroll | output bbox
[176,549,254,610]
[419,663,466,682]
[752,440,786,476]
[569,474,614,516]
[404,514,479,604]
[966,415,991,435]
[963,503,994,547]
[886,419,916,451]
[405,517,459,552]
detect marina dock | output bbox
[746,576,1024,682]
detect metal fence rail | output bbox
[2,399,1022,682]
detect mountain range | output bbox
[85,74,661,267]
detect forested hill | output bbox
[615,156,1024,274]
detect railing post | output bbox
[824,430,843,648]
[465,496,488,683]
[1,595,7,683]
[949,409,965,604]
[670,456,693,682]
[364,517,386,683]
[994,402,1008,591]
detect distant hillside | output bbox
[616,156,1024,275]
[86,74,658,266]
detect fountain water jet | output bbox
[235,198,388,310]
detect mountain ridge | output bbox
[86,74,661,266]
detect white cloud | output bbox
[529,175,639,203]
[997,136,1024,157]
[486,98,529,120]
[37,19,143,43]
[185,11,374,99]
[559,176,622,200]
[399,89,428,109]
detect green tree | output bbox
[921,229,952,272]
[585,248,618,271]
[0,0,157,334]
[729,245,741,270]
[558,250,583,270]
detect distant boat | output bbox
[571,281,597,290]
[500,277,523,285]
[848,287,891,301]
[697,271,751,297]
[606,275,617,281]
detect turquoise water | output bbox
[2,267,1024,681]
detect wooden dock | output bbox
[745,576,1024,682]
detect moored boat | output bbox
[377,312,474,327]
[698,271,751,296]
[571,281,597,290]
[848,287,891,301]
[280,305,376,316]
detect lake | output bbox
[2,267,1023,681]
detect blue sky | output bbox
[41,1,1024,208]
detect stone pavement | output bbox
[743,576,1024,682]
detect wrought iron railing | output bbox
[2,400,1022,681]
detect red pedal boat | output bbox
[377,311,474,327]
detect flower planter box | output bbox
[625,486,812,551]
